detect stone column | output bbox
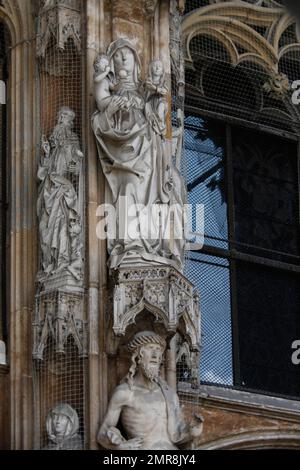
[84,0,109,450]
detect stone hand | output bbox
[106,96,128,119]
[120,437,143,450]
[107,427,125,446]
[41,136,50,158]
[159,88,167,96]
[190,413,204,439]
[145,80,157,91]
[76,149,84,159]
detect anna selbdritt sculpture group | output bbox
[92,38,186,271]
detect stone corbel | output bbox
[37,0,81,57]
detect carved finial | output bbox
[37,0,81,57]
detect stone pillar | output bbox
[5,0,37,449]
[84,0,109,450]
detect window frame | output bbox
[185,103,300,398]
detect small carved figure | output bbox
[98,331,203,450]
[145,59,168,136]
[37,107,84,282]
[93,53,115,112]
[68,216,83,280]
[43,403,83,450]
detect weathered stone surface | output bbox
[112,0,145,24]
[180,392,300,449]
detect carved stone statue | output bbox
[92,38,186,271]
[93,53,115,112]
[43,403,83,450]
[145,59,168,136]
[37,106,84,285]
[98,331,203,450]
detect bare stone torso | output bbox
[121,384,177,450]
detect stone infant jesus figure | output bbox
[98,331,203,450]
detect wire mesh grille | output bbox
[184,113,228,249]
[34,0,87,449]
[182,1,300,398]
[184,1,300,133]
[232,127,300,263]
[236,261,300,399]
[35,336,86,449]
[185,252,233,386]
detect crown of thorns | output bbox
[127,331,166,353]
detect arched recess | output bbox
[182,1,300,129]
[0,0,37,450]
[197,429,300,450]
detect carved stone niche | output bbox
[111,265,200,353]
[37,0,81,58]
[174,333,200,390]
[33,290,87,361]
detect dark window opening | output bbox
[0,22,10,343]
[184,109,300,400]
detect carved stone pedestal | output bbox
[37,271,84,294]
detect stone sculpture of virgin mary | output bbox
[92,38,186,270]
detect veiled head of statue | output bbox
[57,106,75,126]
[107,38,141,83]
[46,403,79,443]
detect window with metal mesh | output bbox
[236,262,300,399]
[232,127,299,262]
[184,115,300,397]
[184,114,227,250]
[183,1,300,400]
[185,252,233,385]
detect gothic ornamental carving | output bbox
[170,0,185,170]
[37,107,84,292]
[263,72,290,100]
[37,0,81,57]
[92,38,186,271]
[112,265,200,352]
[33,291,87,361]
[175,334,200,388]
[98,331,204,450]
[182,0,300,133]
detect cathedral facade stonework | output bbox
[0,0,300,450]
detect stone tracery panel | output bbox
[182,0,300,129]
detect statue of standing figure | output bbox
[98,331,203,450]
[37,106,84,283]
[92,39,186,271]
[145,59,168,136]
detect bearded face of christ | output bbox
[138,342,163,382]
